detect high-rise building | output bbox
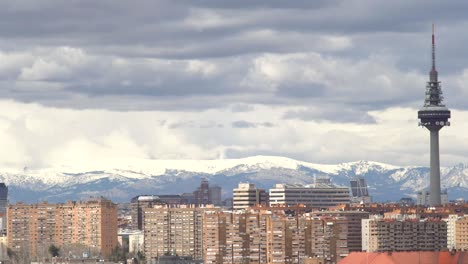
[209,185,222,206]
[131,195,160,230]
[269,180,350,208]
[193,178,210,206]
[131,195,159,230]
[143,205,219,262]
[232,183,268,210]
[445,214,464,250]
[130,194,196,230]
[7,198,118,259]
[193,178,223,206]
[311,210,370,252]
[455,216,468,251]
[349,177,372,204]
[203,209,349,264]
[0,183,7,232]
[203,212,227,263]
[308,216,348,263]
[417,25,451,206]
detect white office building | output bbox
[269,179,350,208]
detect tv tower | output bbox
[418,24,451,206]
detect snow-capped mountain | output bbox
[3,156,468,203]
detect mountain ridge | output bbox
[4,155,467,203]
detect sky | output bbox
[1,0,468,169]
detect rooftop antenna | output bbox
[432,23,436,72]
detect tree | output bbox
[136,250,145,262]
[7,247,18,263]
[48,244,60,257]
[109,246,127,263]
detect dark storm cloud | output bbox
[0,1,468,122]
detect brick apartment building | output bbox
[7,198,117,259]
[203,209,350,264]
[143,205,219,262]
[362,216,447,252]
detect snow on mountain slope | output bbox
[16,155,393,179]
[1,155,467,203]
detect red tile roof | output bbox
[339,251,468,264]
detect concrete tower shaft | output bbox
[417,25,451,206]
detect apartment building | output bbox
[269,180,350,208]
[445,214,463,250]
[7,198,117,259]
[143,205,219,262]
[308,216,348,264]
[203,209,348,264]
[311,211,369,252]
[455,215,468,250]
[362,216,447,252]
[203,212,227,263]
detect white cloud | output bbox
[0,100,465,170]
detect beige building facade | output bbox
[143,205,219,262]
[362,216,447,252]
[203,209,349,264]
[455,216,468,250]
[7,198,118,259]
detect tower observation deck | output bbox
[417,25,451,206]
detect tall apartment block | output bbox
[445,214,461,250]
[143,205,219,262]
[455,216,468,251]
[443,214,468,251]
[307,216,348,263]
[203,209,349,264]
[269,180,350,208]
[131,195,160,230]
[7,198,118,259]
[232,183,268,210]
[203,212,227,263]
[130,194,198,230]
[362,216,447,252]
[312,210,369,252]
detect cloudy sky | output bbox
[1,0,468,169]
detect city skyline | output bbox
[2,2,468,169]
